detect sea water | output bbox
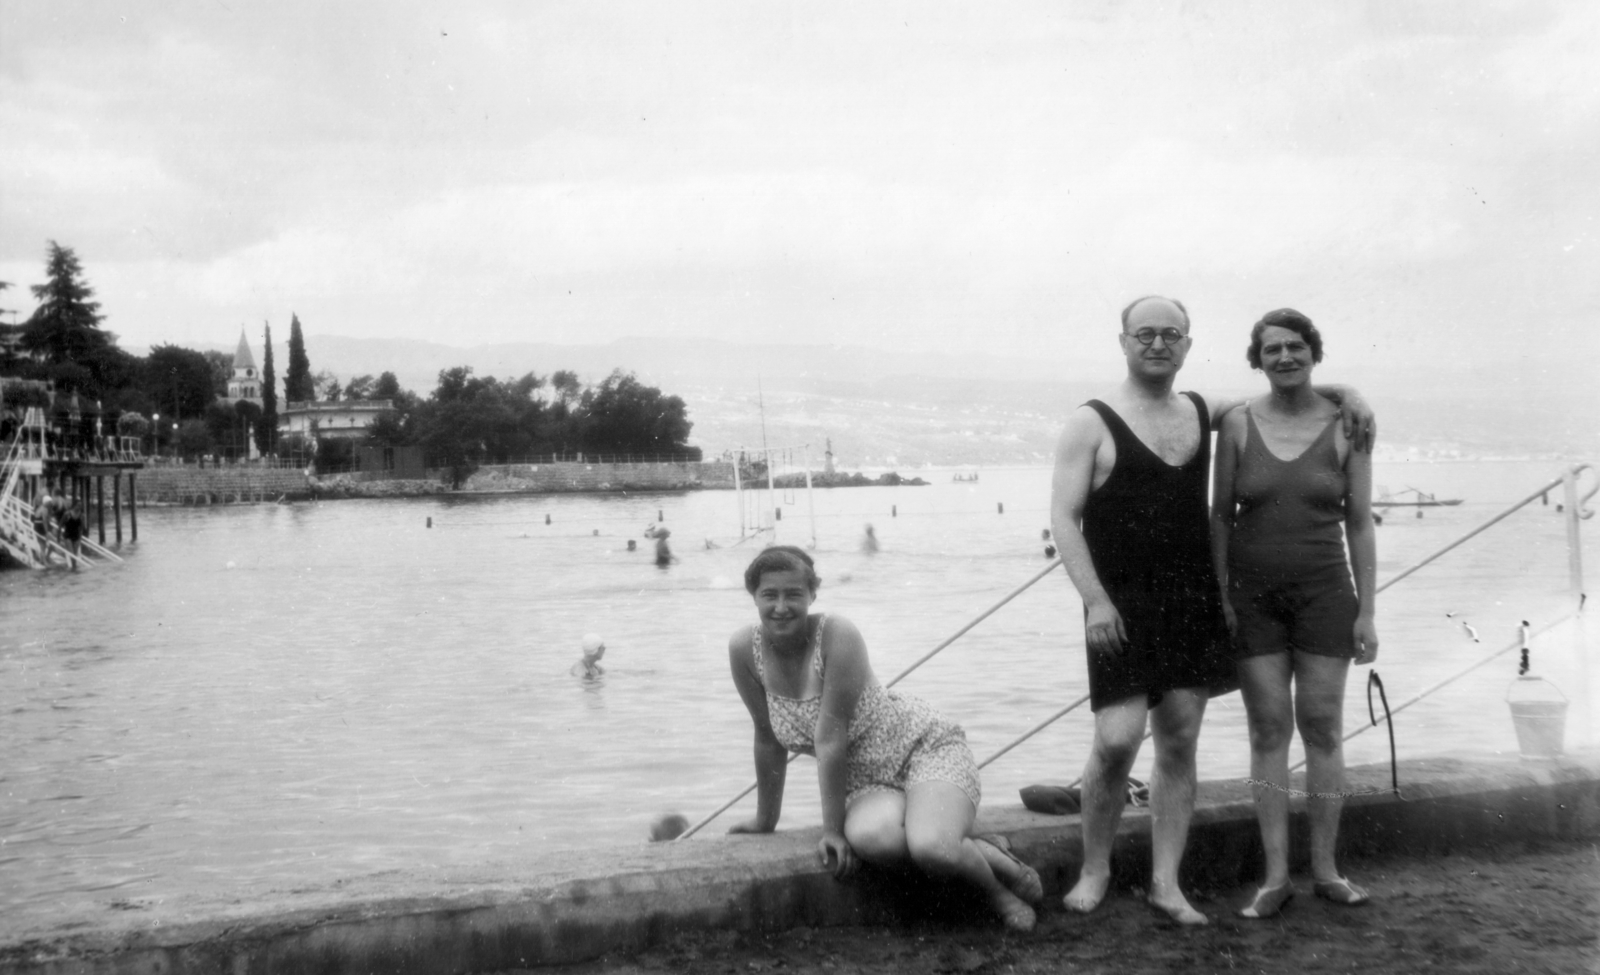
[1,460,1595,926]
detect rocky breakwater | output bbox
[772,470,930,488]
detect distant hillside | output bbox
[177,334,1598,466]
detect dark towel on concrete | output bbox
[1020,777,1147,815]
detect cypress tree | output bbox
[257,321,278,453]
[285,313,313,403]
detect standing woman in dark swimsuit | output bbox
[1210,309,1379,919]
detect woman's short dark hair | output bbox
[743,545,821,594]
[1247,308,1324,369]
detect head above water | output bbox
[581,633,606,661]
[743,545,821,596]
[1247,308,1324,369]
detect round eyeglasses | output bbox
[1126,327,1187,347]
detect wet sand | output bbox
[531,837,1599,975]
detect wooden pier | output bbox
[1,406,139,570]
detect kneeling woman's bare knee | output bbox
[902,781,978,878]
[843,791,908,865]
[905,828,967,878]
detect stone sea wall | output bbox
[320,460,737,497]
[131,466,316,504]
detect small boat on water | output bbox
[1374,486,1463,508]
[951,472,980,483]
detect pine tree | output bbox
[257,321,278,453]
[21,241,111,366]
[285,313,313,403]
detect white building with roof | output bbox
[277,399,394,441]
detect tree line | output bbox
[1,241,698,474]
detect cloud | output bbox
[0,0,1595,371]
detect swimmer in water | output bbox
[654,528,674,567]
[861,523,879,554]
[571,633,607,679]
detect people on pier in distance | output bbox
[571,633,607,680]
[61,499,85,570]
[32,493,54,543]
[1209,308,1378,918]
[727,546,1043,931]
[1048,295,1375,926]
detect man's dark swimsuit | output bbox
[1081,393,1233,710]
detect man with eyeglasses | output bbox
[1049,295,1374,926]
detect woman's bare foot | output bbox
[974,836,1043,904]
[1062,872,1110,913]
[991,888,1038,932]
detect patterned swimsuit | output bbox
[752,615,982,808]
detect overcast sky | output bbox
[2,1,1597,398]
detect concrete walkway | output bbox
[4,752,1597,975]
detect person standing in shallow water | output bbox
[60,500,85,570]
[1210,308,1378,919]
[727,545,1043,931]
[1049,295,1375,926]
[571,633,607,680]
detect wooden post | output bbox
[129,474,138,542]
[113,472,123,545]
[96,475,106,545]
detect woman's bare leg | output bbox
[1239,653,1296,889]
[1294,653,1351,882]
[903,781,1035,931]
[842,791,909,866]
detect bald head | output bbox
[1120,295,1190,331]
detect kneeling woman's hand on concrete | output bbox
[817,828,858,879]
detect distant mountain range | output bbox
[179,334,1598,467]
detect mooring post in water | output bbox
[1563,464,1593,747]
[113,472,122,545]
[128,474,138,541]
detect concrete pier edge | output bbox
[5,752,1597,975]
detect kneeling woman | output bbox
[727,546,1042,930]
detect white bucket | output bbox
[1506,677,1568,758]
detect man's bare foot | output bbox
[1146,890,1209,927]
[1062,872,1110,913]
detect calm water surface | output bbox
[2,460,1595,924]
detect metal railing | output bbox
[679,462,1596,839]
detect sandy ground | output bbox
[517,837,1599,975]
